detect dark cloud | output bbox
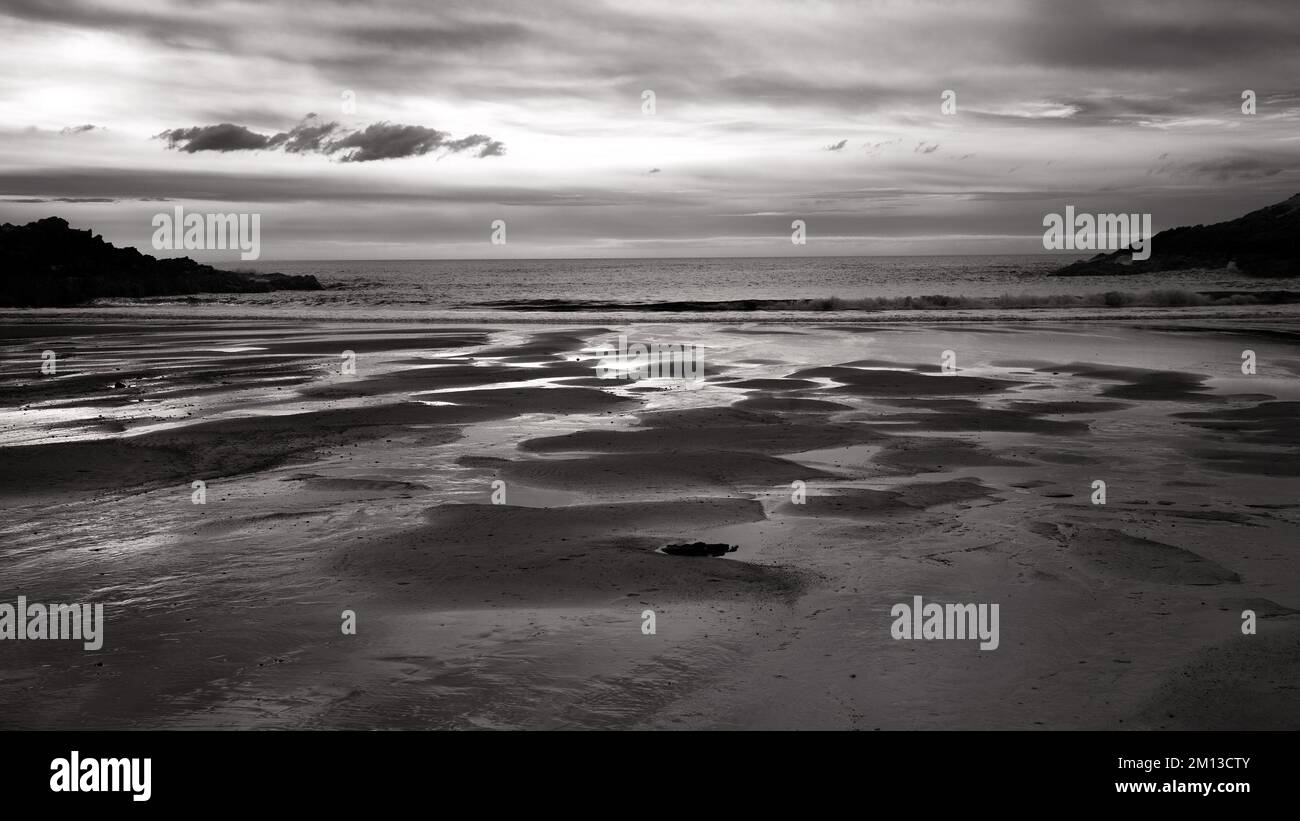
[156,116,504,162]
[59,124,101,135]
[157,123,273,152]
[324,122,446,162]
[268,115,341,153]
[823,139,847,152]
[442,133,507,158]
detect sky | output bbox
[0,0,1298,261]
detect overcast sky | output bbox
[1,0,1298,260]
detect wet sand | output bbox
[0,317,1298,729]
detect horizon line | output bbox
[232,251,1086,265]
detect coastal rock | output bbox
[1053,193,1300,278]
[0,217,323,307]
[661,541,739,557]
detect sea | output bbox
[84,254,1300,323]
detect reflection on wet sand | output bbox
[1,318,1298,729]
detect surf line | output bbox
[890,595,999,650]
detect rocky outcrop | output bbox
[0,217,322,306]
[1053,194,1300,277]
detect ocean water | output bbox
[91,255,1300,322]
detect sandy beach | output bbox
[1,316,1298,729]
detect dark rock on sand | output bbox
[661,542,739,557]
